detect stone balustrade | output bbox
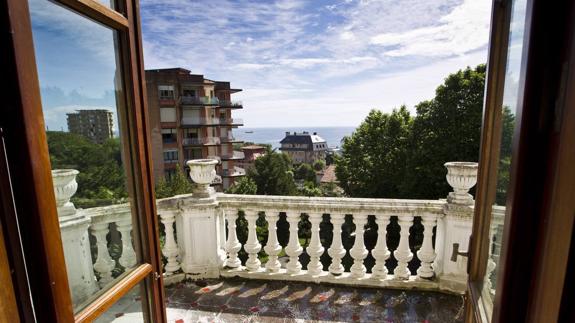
[54,160,486,306]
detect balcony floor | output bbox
[145,277,462,322]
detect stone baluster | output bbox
[159,210,180,274]
[394,215,414,279]
[263,211,282,272]
[244,210,262,271]
[328,213,346,276]
[306,212,325,276]
[91,222,116,287]
[116,218,137,270]
[349,213,369,278]
[284,211,303,274]
[371,214,391,279]
[224,209,242,268]
[417,214,438,279]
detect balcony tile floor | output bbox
[106,278,464,322]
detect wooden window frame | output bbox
[1,0,166,321]
[467,0,575,321]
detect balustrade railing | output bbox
[54,160,481,301]
[180,96,219,105]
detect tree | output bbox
[298,181,322,197]
[335,106,412,198]
[155,167,194,199]
[247,148,297,195]
[226,177,258,195]
[313,159,326,171]
[294,163,316,183]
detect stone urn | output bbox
[186,159,219,198]
[444,162,478,205]
[51,169,79,217]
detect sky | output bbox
[30,0,493,130]
[140,0,493,127]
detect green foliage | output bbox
[47,131,127,207]
[336,106,413,198]
[298,181,322,197]
[226,177,258,195]
[155,167,194,199]
[334,64,515,200]
[313,159,326,171]
[247,148,298,195]
[294,163,317,183]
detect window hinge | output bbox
[153,272,161,280]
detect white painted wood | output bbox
[284,211,303,274]
[328,213,346,276]
[371,214,391,279]
[91,222,115,287]
[263,211,282,272]
[224,208,242,268]
[417,214,438,278]
[306,212,325,276]
[349,213,368,278]
[116,218,137,270]
[159,209,180,274]
[243,210,262,271]
[394,215,414,279]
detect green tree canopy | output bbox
[335,106,412,197]
[226,176,258,195]
[247,148,297,195]
[155,167,194,199]
[294,163,316,183]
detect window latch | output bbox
[451,242,469,262]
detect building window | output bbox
[182,88,196,97]
[160,107,176,122]
[158,85,174,99]
[161,128,177,144]
[183,128,199,139]
[164,169,176,179]
[163,149,178,163]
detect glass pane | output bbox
[94,283,146,322]
[481,0,528,319]
[29,0,142,312]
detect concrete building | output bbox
[145,68,245,189]
[279,131,327,164]
[66,109,114,144]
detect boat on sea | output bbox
[245,131,254,133]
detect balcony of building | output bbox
[180,96,220,106]
[219,135,242,143]
[221,150,245,161]
[182,137,221,146]
[218,100,243,109]
[218,117,244,126]
[52,161,487,322]
[180,117,220,127]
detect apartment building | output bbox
[66,109,114,144]
[145,68,245,189]
[279,131,327,164]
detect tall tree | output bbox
[226,176,258,195]
[247,148,297,195]
[335,106,412,197]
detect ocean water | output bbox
[234,127,356,150]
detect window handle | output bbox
[451,243,469,262]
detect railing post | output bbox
[91,222,115,287]
[394,215,414,280]
[263,211,282,273]
[438,162,478,292]
[176,159,225,278]
[223,208,242,268]
[417,213,438,279]
[116,217,137,270]
[371,214,391,279]
[285,211,303,274]
[53,169,98,305]
[244,210,262,272]
[349,213,368,278]
[306,212,325,276]
[328,213,346,276]
[159,209,180,275]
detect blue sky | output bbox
[32,0,493,130]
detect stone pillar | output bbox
[176,159,226,278]
[52,169,98,306]
[436,162,478,293]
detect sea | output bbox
[234,127,356,150]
